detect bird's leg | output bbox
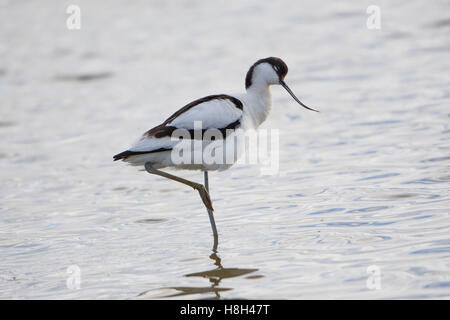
[204,171,219,238]
[144,162,214,212]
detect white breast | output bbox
[235,87,272,129]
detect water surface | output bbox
[0,0,449,299]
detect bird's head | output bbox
[245,57,319,112]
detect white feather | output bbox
[119,60,282,171]
[129,136,173,152]
[167,98,242,129]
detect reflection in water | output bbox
[139,235,260,299]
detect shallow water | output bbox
[0,0,449,299]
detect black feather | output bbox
[113,148,171,161]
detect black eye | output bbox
[273,66,279,72]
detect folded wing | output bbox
[113,94,243,161]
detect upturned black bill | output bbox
[280,80,319,112]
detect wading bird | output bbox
[113,57,318,238]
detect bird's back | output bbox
[113,94,246,170]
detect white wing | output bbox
[127,95,243,153]
[129,136,173,152]
[167,96,242,129]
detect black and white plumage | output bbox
[113,57,317,237]
[114,94,244,170]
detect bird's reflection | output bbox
[138,235,260,299]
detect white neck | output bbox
[243,82,272,128]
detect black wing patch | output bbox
[113,148,172,161]
[113,94,243,161]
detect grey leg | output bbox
[144,163,213,211]
[204,171,218,238]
